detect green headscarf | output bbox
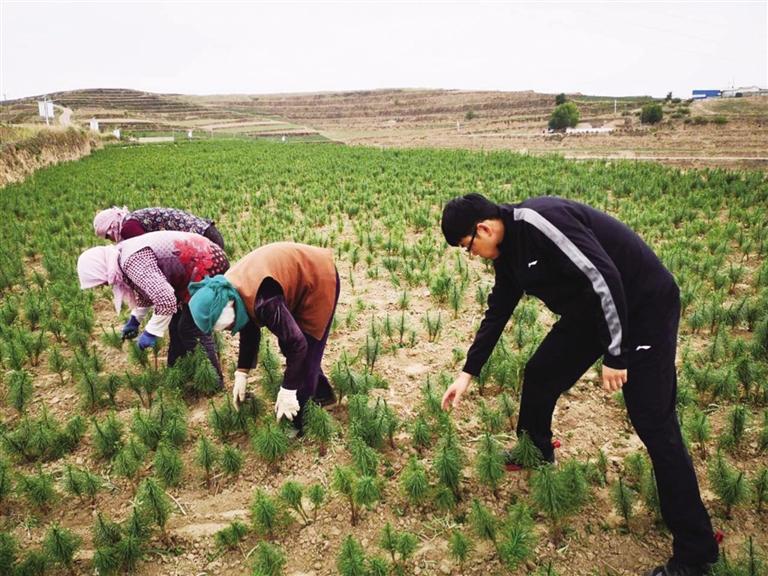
[188,275,250,335]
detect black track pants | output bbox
[516,293,718,565]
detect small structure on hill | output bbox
[692,89,721,99]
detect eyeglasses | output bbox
[465,226,478,254]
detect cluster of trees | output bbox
[548,93,580,131]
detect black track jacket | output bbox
[463,197,677,375]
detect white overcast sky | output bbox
[1,1,766,100]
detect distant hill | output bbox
[1,88,766,168]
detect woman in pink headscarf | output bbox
[93,206,225,249]
[77,230,229,385]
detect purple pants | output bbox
[296,270,340,409]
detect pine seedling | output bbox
[353,475,381,515]
[0,531,18,575]
[367,556,390,576]
[759,410,768,453]
[137,477,172,534]
[475,432,505,498]
[498,508,535,571]
[48,345,67,384]
[18,468,57,511]
[448,529,472,569]
[93,512,123,549]
[260,340,283,401]
[410,415,431,455]
[43,523,81,574]
[739,536,765,576]
[401,456,429,508]
[221,444,244,478]
[478,400,504,434]
[612,476,636,531]
[349,435,379,477]
[103,374,122,406]
[190,344,221,396]
[597,448,608,486]
[469,498,499,549]
[153,441,183,487]
[124,504,151,542]
[252,421,289,471]
[433,431,463,500]
[304,399,336,456]
[279,481,309,524]
[379,522,399,563]
[433,484,457,513]
[214,520,249,552]
[0,458,13,510]
[507,431,546,470]
[381,399,399,449]
[307,483,325,522]
[8,369,33,413]
[62,464,102,503]
[195,435,220,488]
[640,467,662,523]
[112,438,146,484]
[685,408,711,459]
[534,562,560,576]
[336,535,367,576]
[100,325,123,350]
[363,334,380,371]
[719,404,750,452]
[208,396,240,441]
[92,546,120,576]
[252,540,286,576]
[423,310,442,342]
[530,465,572,542]
[623,452,648,489]
[250,489,286,538]
[15,548,50,576]
[708,451,751,518]
[499,392,516,430]
[333,465,360,526]
[560,459,590,512]
[752,466,768,513]
[92,412,124,460]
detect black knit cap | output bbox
[441,193,501,246]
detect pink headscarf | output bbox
[93,206,130,241]
[77,245,135,313]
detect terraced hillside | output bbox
[191,89,768,168]
[0,89,326,142]
[2,88,767,167]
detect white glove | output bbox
[274,387,300,421]
[233,371,248,405]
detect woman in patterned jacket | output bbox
[77,230,229,384]
[93,206,225,249]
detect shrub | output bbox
[640,103,663,124]
[548,102,580,130]
[555,93,567,105]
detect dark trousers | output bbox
[167,303,223,386]
[296,271,341,412]
[516,290,718,565]
[203,225,225,250]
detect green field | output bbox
[0,141,767,574]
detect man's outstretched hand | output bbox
[602,366,627,393]
[441,372,472,411]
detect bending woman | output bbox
[77,230,229,384]
[93,206,225,249]
[188,242,339,429]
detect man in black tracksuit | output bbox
[440,194,718,576]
